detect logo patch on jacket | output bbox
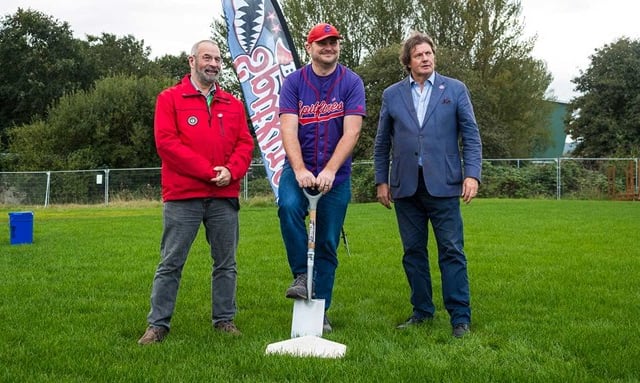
[187,116,198,126]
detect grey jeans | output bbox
[146,198,239,329]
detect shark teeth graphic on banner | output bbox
[233,0,265,55]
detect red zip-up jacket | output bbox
[154,75,254,201]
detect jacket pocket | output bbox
[445,154,463,185]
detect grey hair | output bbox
[190,40,218,56]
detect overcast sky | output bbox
[2,0,639,102]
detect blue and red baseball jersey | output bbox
[279,63,366,185]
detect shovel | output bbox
[290,188,325,338]
[265,187,346,358]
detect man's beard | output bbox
[195,67,219,86]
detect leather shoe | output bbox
[452,323,470,338]
[138,325,169,345]
[396,315,432,329]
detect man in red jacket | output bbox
[138,40,254,345]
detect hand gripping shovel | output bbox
[265,187,346,358]
[290,188,325,338]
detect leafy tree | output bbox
[213,0,553,159]
[414,0,553,157]
[80,33,155,79]
[360,0,416,55]
[8,75,172,170]
[152,52,190,82]
[280,0,414,69]
[281,0,370,68]
[225,0,552,158]
[354,44,406,160]
[0,8,92,150]
[566,37,640,157]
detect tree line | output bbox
[1,1,639,172]
[0,8,187,170]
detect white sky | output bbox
[2,0,639,102]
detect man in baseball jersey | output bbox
[277,23,366,333]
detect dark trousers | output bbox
[393,172,471,325]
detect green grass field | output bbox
[1,199,639,382]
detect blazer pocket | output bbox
[390,167,401,187]
[445,154,463,185]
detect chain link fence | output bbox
[1,158,638,206]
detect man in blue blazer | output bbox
[373,31,482,338]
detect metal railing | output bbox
[1,158,638,206]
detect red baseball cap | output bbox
[307,23,342,44]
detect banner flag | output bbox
[222,0,301,199]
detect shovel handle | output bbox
[303,187,322,210]
[302,187,320,253]
[303,188,321,301]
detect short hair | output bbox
[399,32,436,73]
[190,40,218,56]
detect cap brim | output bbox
[312,34,343,42]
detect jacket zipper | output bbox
[217,113,225,136]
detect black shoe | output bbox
[285,274,308,299]
[323,315,332,334]
[452,323,470,338]
[396,315,431,329]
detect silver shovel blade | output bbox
[291,298,325,338]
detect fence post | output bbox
[556,158,561,200]
[104,169,110,206]
[243,171,248,201]
[636,158,640,200]
[45,171,51,207]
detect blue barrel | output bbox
[9,211,34,245]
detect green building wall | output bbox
[534,101,568,158]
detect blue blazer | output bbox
[374,73,482,199]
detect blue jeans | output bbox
[146,198,239,329]
[277,162,351,310]
[394,175,471,326]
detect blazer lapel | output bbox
[399,77,421,129]
[423,73,445,126]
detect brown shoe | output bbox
[138,325,168,345]
[214,320,241,336]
